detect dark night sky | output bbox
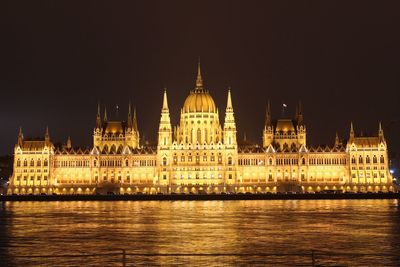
[0,1,399,157]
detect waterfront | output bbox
[0,200,399,266]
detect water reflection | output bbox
[0,200,399,266]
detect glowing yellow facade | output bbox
[8,64,395,195]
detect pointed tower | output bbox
[334,132,340,147]
[296,100,306,147]
[45,126,50,144]
[17,127,23,147]
[223,88,237,147]
[195,58,203,90]
[124,102,140,149]
[296,100,305,126]
[349,122,355,141]
[66,136,72,149]
[158,89,172,149]
[103,107,108,122]
[96,103,102,129]
[127,101,133,129]
[378,122,385,143]
[263,101,274,148]
[132,107,140,147]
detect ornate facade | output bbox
[8,64,395,195]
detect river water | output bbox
[0,200,399,266]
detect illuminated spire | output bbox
[335,132,340,146]
[296,100,304,125]
[66,136,72,149]
[265,100,272,127]
[379,122,385,140]
[226,88,233,110]
[17,127,23,146]
[350,122,354,138]
[162,88,169,111]
[133,106,138,131]
[127,101,133,129]
[195,58,203,90]
[104,107,108,122]
[45,126,50,142]
[96,103,102,128]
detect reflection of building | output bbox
[8,63,395,195]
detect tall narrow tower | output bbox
[223,89,237,147]
[158,89,172,149]
[295,101,306,147]
[262,101,274,148]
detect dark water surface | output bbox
[0,200,399,266]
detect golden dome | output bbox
[104,121,124,134]
[182,61,217,113]
[275,119,295,132]
[183,90,217,113]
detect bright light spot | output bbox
[390,169,395,174]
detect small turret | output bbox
[334,132,340,147]
[66,136,72,149]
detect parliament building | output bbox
[8,64,395,195]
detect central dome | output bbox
[183,90,216,113]
[182,61,217,113]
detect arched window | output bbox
[125,159,129,167]
[358,156,363,164]
[366,156,370,164]
[30,159,34,167]
[351,157,356,164]
[16,159,21,167]
[37,159,41,167]
[373,155,377,164]
[302,158,306,165]
[228,157,232,165]
[44,159,48,167]
[269,158,273,165]
[162,157,167,166]
[94,160,97,167]
[380,155,384,164]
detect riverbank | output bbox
[0,192,399,201]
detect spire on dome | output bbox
[226,88,233,110]
[195,58,203,90]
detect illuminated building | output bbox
[8,63,395,195]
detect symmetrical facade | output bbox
[8,64,395,195]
